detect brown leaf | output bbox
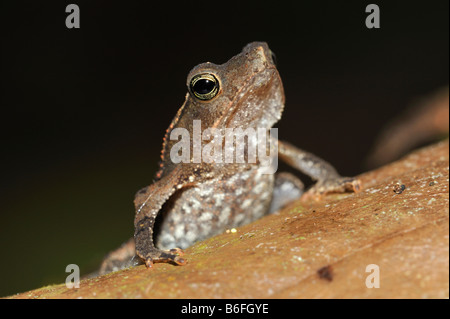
[9,140,449,299]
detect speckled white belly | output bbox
[156,167,274,250]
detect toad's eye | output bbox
[189,73,220,101]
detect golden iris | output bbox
[189,73,220,100]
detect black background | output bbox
[0,1,448,297]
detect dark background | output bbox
[0,1,448,296]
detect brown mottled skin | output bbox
[99,42,359,274]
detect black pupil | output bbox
[193,79,215,94]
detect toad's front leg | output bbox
[134,216,185,267]
[133,165,195,268]
[278,140,360,197]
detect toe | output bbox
[145,257,154,268]
[173,256,187,265]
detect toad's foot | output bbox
[303,176,361,200]
[135,215,187,268]
[138,247,186,268]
